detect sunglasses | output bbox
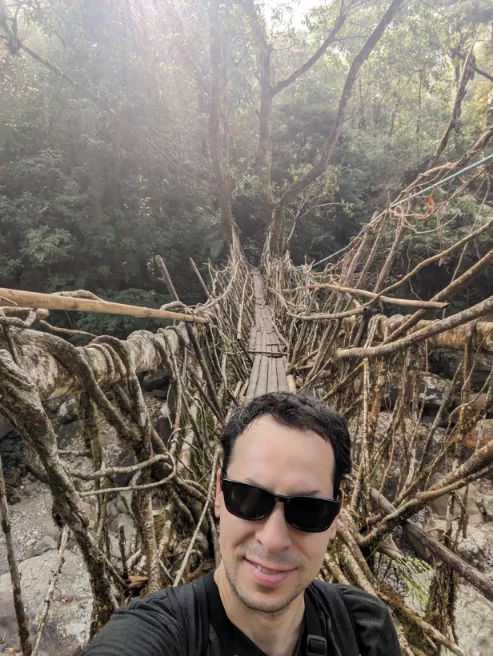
[221,478,341,533]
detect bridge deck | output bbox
[245,271,289,399]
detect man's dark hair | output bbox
[219,392,351,496]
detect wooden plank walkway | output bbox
[245,271,289,399]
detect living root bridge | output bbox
[3,152,493,653]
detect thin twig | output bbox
[31,527,70,656]
[172,447,220,586]
[0,455,33,656]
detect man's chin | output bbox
[235,564,303,614]
[236,585,294,614]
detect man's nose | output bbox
[254,503,293,553]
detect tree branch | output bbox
[372,489,493,603]
[208,0,236,247]
[0,455,33,656]
[270,0,408,254]
[451,46,493,84]
[271,9,347,96]
[429,44,476,168]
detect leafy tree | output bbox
[1,0,492,335]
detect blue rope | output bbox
[298,151,493,270]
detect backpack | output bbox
[167,572,360,656]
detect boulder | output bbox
[116,492,131,515]
[58,398,78,424]
[155,415,173,448]
[0,557,8,578]
[483,496,493,521]
[468,392,491,414]
[0,550,92,655]
[118,513,135,544]
[142,368,169,392]
[0,428,24,492]
[431,350,493,391]
[416,373,451,410]
[150,388,168,399]
[456,523,493,572]
[79,501,98,531]
[384,372,451,413]
[429,482,482,519]
[470,353,493,390]
[56,420,84,451]
[107,499,120,522]
[31,535,58,557]
[401,562,493,655]
[44,397,65,416]
[453,581,493,656]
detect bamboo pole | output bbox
[189,258,211,300]
[0,288,208,324]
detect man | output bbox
[84,392,400,655]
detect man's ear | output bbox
[214,468,222,519]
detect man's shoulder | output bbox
[310,579,389,618]
[126,576,199,613]
[82,586,186,655]
[309,580,401,655]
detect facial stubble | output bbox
[223,556,306,615]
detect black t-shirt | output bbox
[228,620,305,656]
[83,573,400,655]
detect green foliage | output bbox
[0,0,492,337]
[380,554,433,612]
[21,226,73,264]
[386,193,493,303]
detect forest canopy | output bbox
[1,0,493,335]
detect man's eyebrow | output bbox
[244,477,321,496]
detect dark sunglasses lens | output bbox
[222,480,274,521]
[286,497,340,532]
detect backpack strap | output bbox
[167,576,211,656]
[201,571,236,656]
[167,586,190,654]
[317,584,360,656]
[196,574,212,655]
[169,573,353,656]
[304,591,327,656]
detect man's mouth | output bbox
[245,558,295,586]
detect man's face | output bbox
[214,415,338,614]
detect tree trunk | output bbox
[208,0,236,248]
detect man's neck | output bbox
[214,565,304,656]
